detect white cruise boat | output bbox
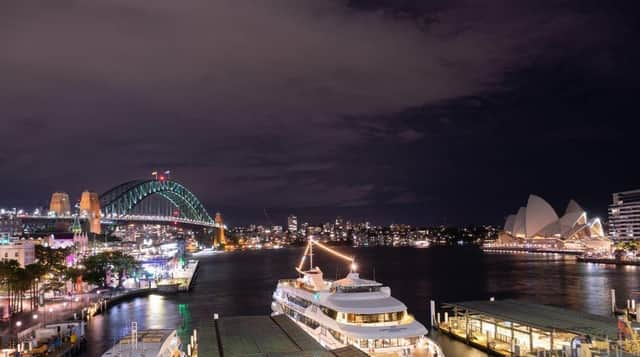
[101,326,184,357]
[272,239,444,356]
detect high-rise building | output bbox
[49,192,71,215]
[609,189,640,240]
[287,215,298,233]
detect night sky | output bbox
[1,0,639,226]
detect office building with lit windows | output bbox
[287,215,298,233]
[609,189,640,240]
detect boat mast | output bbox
[309,238,313,270]
[296,238,356,273]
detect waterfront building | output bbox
[495,195,611,252]
[437,299,632,356]
[609,189,640,240]
[0,239,35,267]
[47,232,88,253]
[287,214,298,233]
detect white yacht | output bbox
[272,239,444,356]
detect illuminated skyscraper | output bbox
[288,215,298,233]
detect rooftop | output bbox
[333,273,381,288]
[211,315,368,356]
[443,299,627,339]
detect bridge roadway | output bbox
[17,214,221,229]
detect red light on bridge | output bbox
[159,176,165,181]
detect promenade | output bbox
[0,288,155,348]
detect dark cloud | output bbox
[0,0,639,225]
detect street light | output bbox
[32,314,38,320]
[16,321,22,328]
[47,307,53,325]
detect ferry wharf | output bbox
[433,299,640,356]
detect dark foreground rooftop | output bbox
[443,299,624,339]
[210,314,368,357]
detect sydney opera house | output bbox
[491,195,612,252]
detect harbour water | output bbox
[85,246,640,356]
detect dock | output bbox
[482,246,583,255]
[577,255,640,266]
[433,299,639,356]
[157,259,200,293]
[209,315,368,357]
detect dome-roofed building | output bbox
[497,195,611,252]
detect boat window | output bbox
[328,328,344,343]
[346,311,405,323]
[286,294,312,308]
[336,285,381,293]
[281,304,320,329]
[321,306,338,319]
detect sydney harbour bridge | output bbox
[17,178,224,234]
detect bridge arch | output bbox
[99,179,213,224]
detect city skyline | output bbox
[1,1,639,226]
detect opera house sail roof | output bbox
[498,194,610,251]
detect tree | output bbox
[0,260,20,314]
[83,253,111,288]
[64,267,85,293]
[35,245,71,277]
[111,252,140,288]
[82,252,139,288]
[9,267,30,313]
[25,263,47,310]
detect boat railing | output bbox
[278,279,318,293]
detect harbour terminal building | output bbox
[487,195,612,253]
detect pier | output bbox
[482,245,584,255]
[157,259,200,293]
[432,299,640,356]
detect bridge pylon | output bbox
[80,190,101,234]
[49,192,71,215]
[213,212,226,246]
